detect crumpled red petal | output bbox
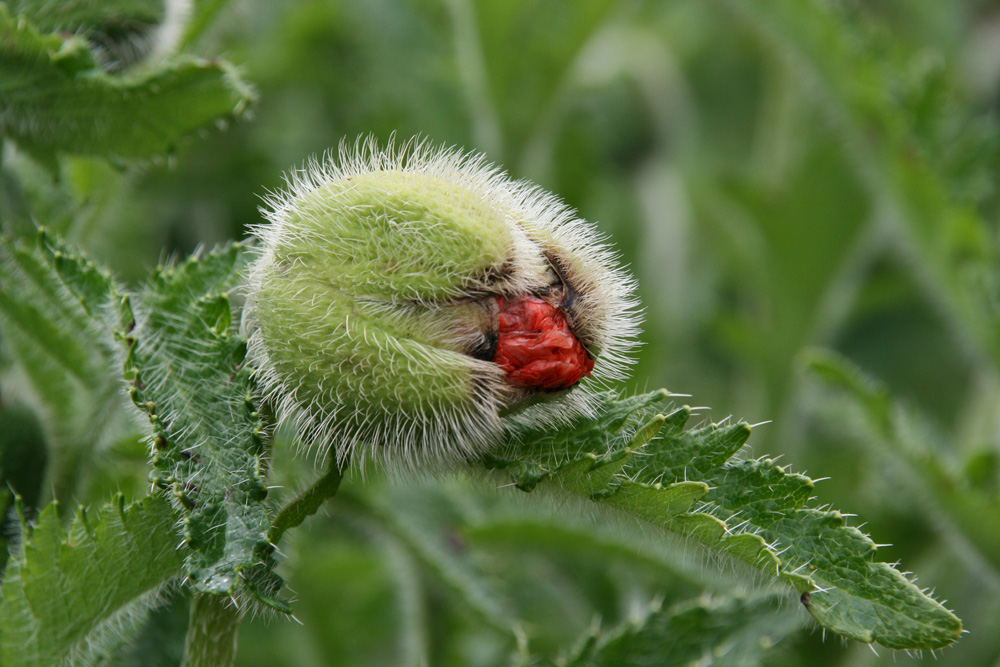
[493,295,594,390]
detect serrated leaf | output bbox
[485,390,963,650]
[0,229,127,504]
[0,230,117,397]
[560,594,802,667]
[0,5,255,159]
[120,243,281,606]
[6,0,165,34]
[804,349,1000,578]
[0,494,183,666]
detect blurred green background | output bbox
[4,0,1000,665]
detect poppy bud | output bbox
[243,137,640,471]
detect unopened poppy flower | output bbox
[243,137,640,471]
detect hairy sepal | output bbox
[244,136,641,473]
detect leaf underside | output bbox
[0,5,255,159]
[0,494,183,667]
[119,242,285,609]
[484,390,963,650]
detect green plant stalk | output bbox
[180,459,347,664]
[182,594,242,667]
[268,458,346,545]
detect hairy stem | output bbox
[182,593,242,667]
[268,459,346,544]
[179,459,347,663]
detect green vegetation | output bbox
[2,1,998,665]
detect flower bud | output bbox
[244,137,640,471]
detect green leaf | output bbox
[6,0,165,34]
[0,229,127,505]
[804,348,1000,578]
[0,494,183,666]
[0,5,255,159]
[484,390,963,650]
[720,0,1000,371]
[119,243,281,608]
[561,594,802,667]
[0,230,116,395]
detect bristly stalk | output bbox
[182,455,349,666]
[268,457,348,545]
[182,594,242,667]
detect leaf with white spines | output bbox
[0,495,183,667]
[0,229,128,505]
[120,242,284,610]
[484,390,963,650]
[0,5,254,159]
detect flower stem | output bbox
[268,459,346,544]
[181,594,242,667]
[180,461,347,665]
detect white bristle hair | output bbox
[242,135,642,475]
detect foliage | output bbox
[0,495,182,666]
[561,594,802,667]
[487,390,960,650]
[3,0,1000,665]
[0,4,254,159]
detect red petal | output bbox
[493,295,593,390]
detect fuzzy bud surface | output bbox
[243,137,640,471]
